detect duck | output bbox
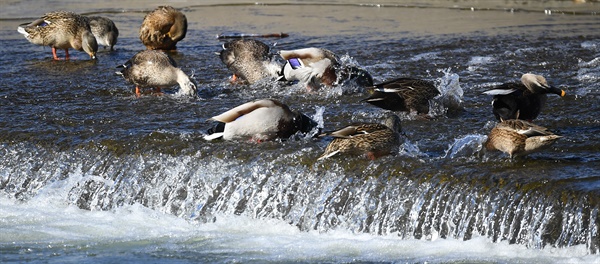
[363,78,440,115]
[87,16,118,51]
[485,119,562,158]
[483,73,566,121]
[279,47,372,90]
[318,114,402,160]
[204,99,318,142]
[219,39,282,84]
[139,6,187,50]
[17,11,98,60]
[116,50,197,96]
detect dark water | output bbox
[1,1,600,263]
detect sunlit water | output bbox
[1,1,599,263]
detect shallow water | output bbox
[1,0,600,263]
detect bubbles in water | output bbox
[575,57,600,95]
[410,51,441,62]
[443,134,488,160]
[581,41,599,51]
[430,68,464,117]
[467,56,495,72]
[399,140,427,159]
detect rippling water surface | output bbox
[1,0,599,263]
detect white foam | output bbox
[1,196,597,263]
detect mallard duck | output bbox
[87,16,118,51]
[219,39,282,84]
[483,73,566,121]
[139,6,187,50]
[485,119,562,158]
[279,47,372,90]
[363,78,440,114]
[17,11,98,60]
[204,99,318,141]
[116,50,196,96]
[318,114,402,160]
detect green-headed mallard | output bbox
[219,39,281,84]
[363,78,440,114]
[279,47,372,90]
[204,99,318,141]
[483,73,566,121]
[139,6,187,51]
[116,50,196,96]
[87,16,118,51]
[17,11,98,60]
[318,114,402,160]
[485,119,562,158]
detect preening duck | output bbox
[204,99,318,142]
[483,73,566,121]
[139,6,187,50]
[17,11,98,60]
[485,119,562,158]
[363,78,440,114]
[116,50,197,96]
[219,39,282,84]
[318,114,402,160]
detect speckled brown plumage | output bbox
[219,39,281,84]
[17,11,98,60]
[318,114,402,160]
[363,78,440,114]
[116,50,196,96]
[485,119,562,158]
[139,6,187,50]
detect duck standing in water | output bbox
[204,99,318,142]
[279,47,372,90]
[219,39,282,84]
[116,50,197,96]
[485,119,562,158]
[318,114,403,160]
[17,11,98,60]
[139,6,187,51]
[483,73,566,121]
[363,78,440,115]
[87,16,119,51]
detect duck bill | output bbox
[550,86,566,97]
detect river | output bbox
[1,0,599,263]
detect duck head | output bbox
[521,73,565,96]
[82,30,98,60]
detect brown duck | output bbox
[318,114,402,160]
[363,78,440,114]
[219,39,282,84]
[17,11,98,60]
[116,50,196,96]
[485,119,562,158]
[139,6,187,50]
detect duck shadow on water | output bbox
[25,58,99,73]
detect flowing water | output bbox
[1,0,600,263]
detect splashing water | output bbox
[443,134,488,160]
